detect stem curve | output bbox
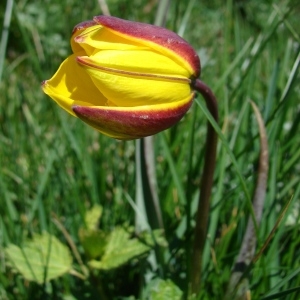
[190,79,218,294]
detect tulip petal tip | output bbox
[41,80,48,88]
[72,105,80,113]
[74,36,84,43]
[72,20,97,36]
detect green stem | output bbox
[190,79,218,294]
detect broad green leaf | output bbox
[150,279,183,300]
[78,228,107,259]
[85,204,103,230]
[5,232,72,284]
[89,227,150,270]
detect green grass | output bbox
[0,0,300,299]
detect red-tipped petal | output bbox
[72,96,194,140]
[72,20,98,36]
[93,15,200,78]
[71,20,99,53]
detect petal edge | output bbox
[93,15,200,78]
[72,94,195,140]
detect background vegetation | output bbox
[0,0,299,299]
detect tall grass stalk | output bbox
[0,0,13,82]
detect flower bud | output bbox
[42,15,200,140]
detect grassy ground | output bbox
[0,0,299,299]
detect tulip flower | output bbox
[42,15,220,296]
[42,15,200,139]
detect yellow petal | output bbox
[74,26,149,56]
[82,49,190,78]
[71,24,101,54]
[77,56,191,107]
[117,32,196,77]
[42,53,108,116]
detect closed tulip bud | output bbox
[42,15,200,140]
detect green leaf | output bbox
[85,204,103,230]
[79,204,106,259]
[150,279,183,300]
[89,227,150,270]
[78,228,107,259]
[5,232,72,284]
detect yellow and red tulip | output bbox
[42,15,200,140]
